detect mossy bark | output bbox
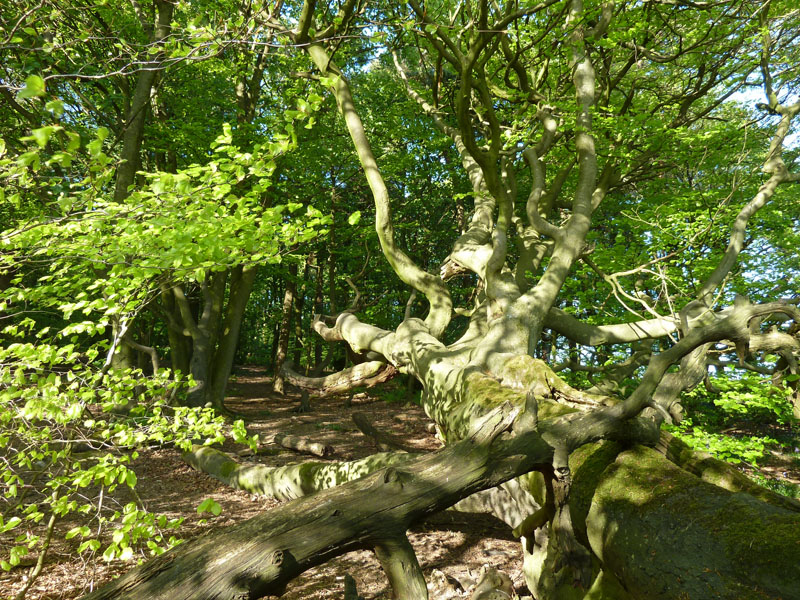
[83,408,554,600]
[184,444,415,501]
[583,445,800,600]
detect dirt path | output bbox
[0,367,527,599]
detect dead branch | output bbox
[262,433,334,458]
[352,412,419,453]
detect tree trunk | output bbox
[83,404,800,600]
[272,264,297,394]
[81,407,549,600]
[293,260,308,367]
[173,273,226,407]
[312,252,324,370]
[205,265,258,411]
[113,0,174,202]
[110,320,135,371]
[161,287,192,376]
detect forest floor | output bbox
[0,366,526,600]
[2,365,800,600]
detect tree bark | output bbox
[85,409,800,600]
[273,264,298,394]
[206,265,258,410]
[281,360,397,397]
[113,0,174,202]
[81,406,549,600]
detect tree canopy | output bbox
[1,0,800,598]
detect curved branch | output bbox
[618,300,800,421]
[544,306,678,345]
[305,44,452,337]
[122,333,160,372]
[281,360,397,397]
[523,146,563,240]
[696,88,800,304]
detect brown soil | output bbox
[5,367,798,600]
[0,367,527,600]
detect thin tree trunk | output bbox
[161,287,192,376]
[293,259,308,367]
[206,265,258,410]
[272,264,297,394]
[313,251,324,370]
[329,185,337,315]
[113,0,174,202]
[108,0,174,373]
[173,273,226,407]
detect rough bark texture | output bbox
[83,407,552,600]
[272,264,297,394]
[262,433,334,458]
[93,353,800,599]
[88,429,800,600]
[207,265,258,410]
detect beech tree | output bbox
[4,0,800,598]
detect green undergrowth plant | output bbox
[751,474,800,499]
[667,373,799,492]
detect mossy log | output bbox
[576,444,800,600]
[83,406,553,600]
[91,414,800,600]
[183,444,414,501]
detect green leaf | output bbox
[18,75,45,99]
[102,543,118,561]
[118,545,134,561]
[66,132,81,152]
[348,211,361,226]
[45,99,64,117]
[196,498,222,516]
[31,127,53,148]
[78,539,101,553]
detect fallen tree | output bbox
[87,399,800,600]
[85,0,800,598]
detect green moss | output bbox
[587,446,800,599]
[463,371,522,410]
[583,569,632,600]
[568,442,622,542]
[219,460,238,480]
[537,401,577,419]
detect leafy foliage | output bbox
[668,373,797,466]
[0,61,326,579]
